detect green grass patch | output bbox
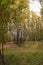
[0,41,43,65]
[3,52,43,65]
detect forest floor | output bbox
[0,41,43,65]
[3,41,43,52]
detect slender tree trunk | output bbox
[20,30,22,43]
[16,26,20,45]
[1,43,5,65]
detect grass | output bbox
[5,52,43,65]
[0,41,43,65]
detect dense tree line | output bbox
[0,0,43,64]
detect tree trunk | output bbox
[1,43,5,65]
[20,30,22,43]
[16,27,20,45]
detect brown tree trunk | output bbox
[1,43,5,65]
[20,30,22,43]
